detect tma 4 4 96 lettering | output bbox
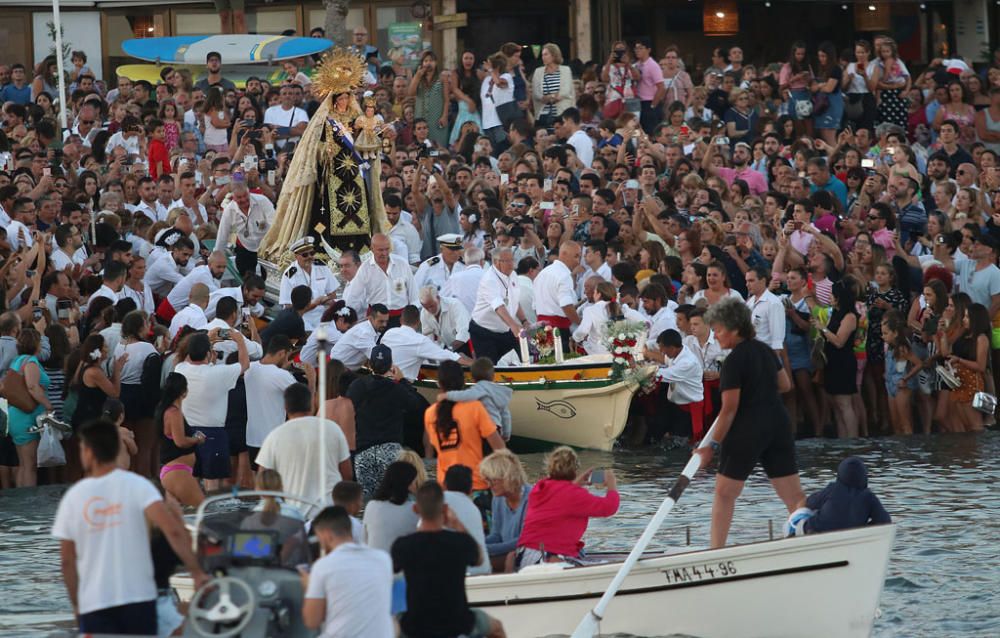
[661,561,738,584]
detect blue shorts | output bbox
[193,427,231,479]
[79,599,156,635]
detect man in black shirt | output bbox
[392,481,506,638]
[259,284,309,350]
[937,119,973,177]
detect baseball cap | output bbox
[370,344,392,374]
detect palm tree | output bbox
[323,0,351,47]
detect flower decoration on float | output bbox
[312,48,368,99]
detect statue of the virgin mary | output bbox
[258,49,388,262]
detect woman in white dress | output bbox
[573,281,646,355]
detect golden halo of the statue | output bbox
[311,48,368,100]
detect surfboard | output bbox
[115,64,293,89]
[122,35,333,65]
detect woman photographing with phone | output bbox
[515,446,619,569]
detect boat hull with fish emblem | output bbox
[414,355,653,451]
[172,523,895,638]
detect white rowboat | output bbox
[173,524,894,637]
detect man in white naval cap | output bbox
[413,233,466,294]
[279,237,339,331]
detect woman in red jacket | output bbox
[515,446,619,569]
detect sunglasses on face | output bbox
[299,251,315,258]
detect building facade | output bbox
[0,1,996,82]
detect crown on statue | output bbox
[313,48,367,99]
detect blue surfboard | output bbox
[122,35,333,65]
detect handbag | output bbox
[811,92,830,117]
[935,362,960,390]
[794,98,813,118]
[844,94,865,121]
[495,99,523,128]
[603,98,624,119]
[972,391,997,414]
[1,365,39,413]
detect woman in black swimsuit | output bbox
[158,373,205,506]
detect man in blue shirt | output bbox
[0,64,31,105]
[807,156,848,210]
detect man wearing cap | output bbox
[419,285,471,352]
[533,241,582,348]
[703,136,768,197]
[380,306,470,381]
[194,52,236,93]
[281,237,339,332]
[216,180,276,278]
[330,305,390,371]
[470,246,528,363]
[343,234,417,328]
[415,233,466,294]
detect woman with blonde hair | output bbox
[515,446,619,569]
[480,449,532,572]
[396,448,428,488]
[531,43,575,128]
[255,468,304,520]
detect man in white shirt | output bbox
[5,197,36,251]
[164,251,228,318]
[206,277,267,321]
[175,330,249,490]
[342,234,418,326]
[89,261,127,308]
[204,295,264,361]
[379,306,470,381]
[145,236,196,299]
[654,329,706,440]
[745,266,785,353]
[170,171,209,226]
[419,286,471,351]
[302,506,393,638]
[127,176,168,223]
[533,241,583,349]
[263,85,309,150]
[384,193,422,266]
[216,180,276,277]
[516,255,541,324]
[168,283,211,339]
[244,335,297,458]
[640,282,679,351]
[52,420,207,635]
[256,383,352,517]
[329,305,390,371]
[280,237,339,331]
[560,107,594,168]
[50,223,87,272]
[578,238,612,298]
[470,246,528,363]
[442,245,485,313]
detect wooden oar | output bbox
[569,419,719,638]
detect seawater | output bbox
[1,433,997,637]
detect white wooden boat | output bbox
[415,355,655,451]
[173,522,894,637]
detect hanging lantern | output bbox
[855,2,891,31]
[703,0,739,36]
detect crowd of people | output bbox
[0,26,956,637]
[2,32,1000,490]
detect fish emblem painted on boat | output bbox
[535,398,577,419]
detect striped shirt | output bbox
[541,71,560,117]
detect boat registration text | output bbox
[660,561,738,584]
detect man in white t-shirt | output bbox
[560,107,594,168]
[52,419,207,635]
[263,85,309,150]
[256,383,352,518]
[174,330,249,491]
[302,506,394,638]
[244,335,298,458]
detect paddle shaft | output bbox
[569,420,718,638]
[316,329,330,520]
